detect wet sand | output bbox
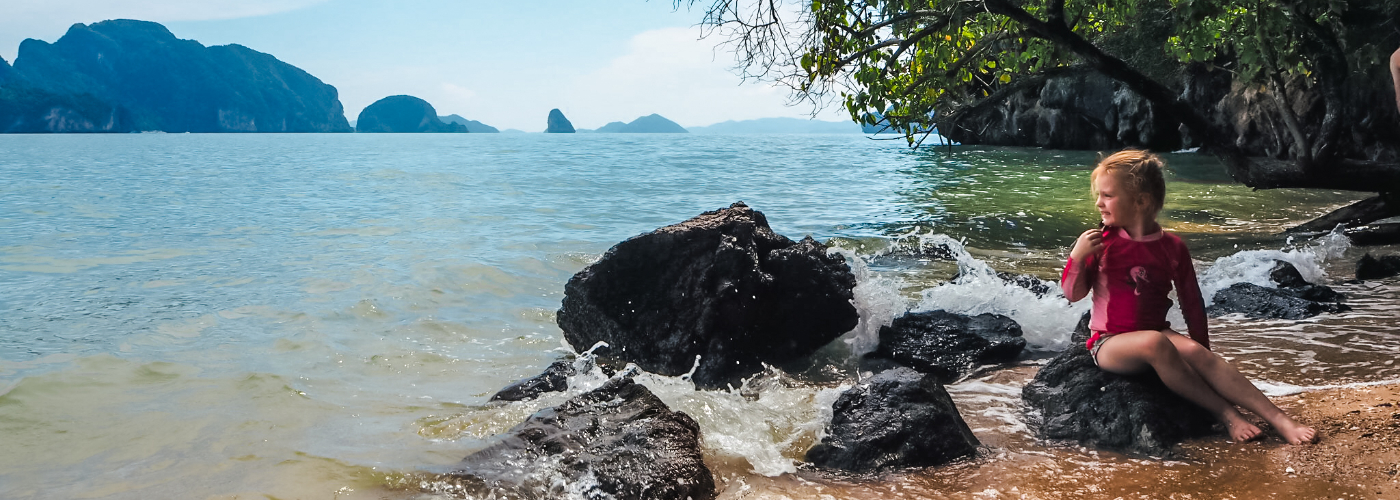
[704,380,1400,500]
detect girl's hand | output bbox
[1069,227,1104,263]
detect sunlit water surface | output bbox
[1,134,1395,499]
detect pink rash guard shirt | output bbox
[1060,227,1210,351]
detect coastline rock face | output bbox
[867,310,1026,383]
[355,95,465,133]
[0,86,132,133]
[439,114,499,133]
[3,20,351,133]
[449,377,716,500]
[1208,260,1348,319]
[1357,253,1400,281]
[545,108,575,133]
[556,202,859,389]
[593,113,688,133]
[942,65,1399,162]
[806,367,979,471]
[1022,314,1218,455]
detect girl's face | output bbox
[1094,170,1147,228]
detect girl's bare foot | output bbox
[1222,411,1263,442]
[1273,417,1318,445]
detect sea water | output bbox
[2,133,1397,499]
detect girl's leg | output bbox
[1093,330,1263,442]
[1162,332,1317,445]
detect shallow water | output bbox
[1,134,1396,499]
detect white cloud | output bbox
[1,0,329,61]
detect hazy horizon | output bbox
[2,1,850,131]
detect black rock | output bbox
[1357,253,1400,280]
[1022,338,1218,455]
[490,359,576,402]
[448,377,716,500]
[999,272,1054,297]
[356,95,466,133]
[806,367,979,471]
[556,202,858,389]
[2,20,351,133]
[1208,261,1348,319]
[867,310,1026,383]
[545,108,575,133]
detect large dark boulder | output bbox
[448,377,716,500]
[1021,314,1218,455]
[2,20,351,133]
[806,367,979,471]
[545,108,575,133]
[1357,253,1400,280]
[356,95,466,133]
[867,310,1026,383]
[1208,260,1348,319]
[556,202,858,389]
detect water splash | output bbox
[1198,225,1351,304]
[830,247,905,356]
[634,366,848,477]
[899,232,1085,351]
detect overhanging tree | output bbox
[686,0,1400,195]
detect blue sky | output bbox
[2,0,849,130]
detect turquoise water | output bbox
[1,133,1396,499]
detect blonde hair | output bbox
[1090,149,1166,214]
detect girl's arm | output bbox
[1174,243,1211,350]
[1061,228,1102,302]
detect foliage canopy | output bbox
[687,0,1400,190]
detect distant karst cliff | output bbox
[439,114,499,133]
[0,19,352,133]
[592,114,687,133]
[356,95,465,133]
[546,109,575,133]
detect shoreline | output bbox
[1258,381,1400,497]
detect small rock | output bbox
[490,359,576,402]
[1357,253,1400,281]
[1208,261,1348,319]
[867,310,1026,383]
[448,377,716,500]
[806,367,980,471]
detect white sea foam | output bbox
[633,366,848,477]
[901,232,1086,351]
[1198,226,1350,304]
[1253,378,1400,397]
[831,246,905,356]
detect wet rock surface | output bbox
[449,377,716,500]
[1208,261,1349,319]
[806,367,980,471]
[556,202,858,389]
[490,359,577,402]
[1356,253,1400,281]
[1022,314,1218,456]
[867,310,1026,383]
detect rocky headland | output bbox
[591,113,688,133]
[0,20,351,133]
[545,108,575,133]
[355,95,465,133]
[439,114,499,133]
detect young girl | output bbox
[1061,149,1317,445]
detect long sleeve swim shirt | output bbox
[1060,227,1210,350]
